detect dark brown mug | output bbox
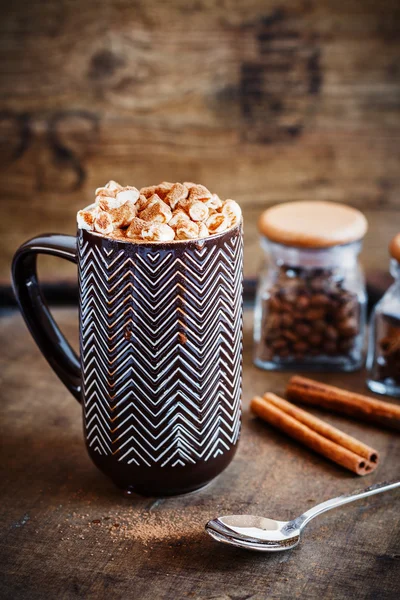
[12,224,243,495]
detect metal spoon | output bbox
[206,480,400,552]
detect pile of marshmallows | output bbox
[77,180,242,242]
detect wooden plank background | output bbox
[1,0,400,282]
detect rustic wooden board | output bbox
[0,308,399,600]
[1,0,400,281]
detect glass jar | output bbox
[253,201,368,372]
[367,235,400,397]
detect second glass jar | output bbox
[366,233,400,397]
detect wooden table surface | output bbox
[1,308,399,600]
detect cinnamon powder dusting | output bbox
[55,497,206,550]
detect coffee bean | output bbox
[310,294,330,307]
[295,323,311,338]
[293,311,306,321]
[265,329,280,342]
[329,298,341,312]
[271,339,287,350]
[277,348,290,358]
[305,308,326,320]
[268,296,282,312]
[282,330,298,342]
[309,333,323,346]
[314,320,326,333]
[297,295,310,310]
[293,341,308,353]
[267,314,281,329]
[281,312,294,328]
[281,301,293,312]
[323,341,337,354]
[325,325,338,340]
[338,317,358,338]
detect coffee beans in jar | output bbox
[259,265,363,364]
[254,201,368,372]
[367,233,400,397]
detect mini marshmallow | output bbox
[168,209,191,228]
[97,194,127,210]
[126,217,148,239]
[188,201,209,222]
[95,186,116,198]
[94,211,114,235]
[105,180,123,192]
[176,221,199,240]
[136,194,150,212]
[140,185,158,198]
[139,194,172,224]
[77,208,97,231]
[165,183,189,210]
[140,182,173,201]
[206,193,223,210]
[197,222,209,238]
[206,213,229,234]
[155,182,174,200]
[188,184,212,202]
[109,200,137,227]
[116,187,140,205]
[141,223,175,242]
[222,199,242,227]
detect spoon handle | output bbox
[297,480,400,529]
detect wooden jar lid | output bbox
[389,233,400,262]
[258,201,368,248]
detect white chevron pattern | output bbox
[78,230,243,466]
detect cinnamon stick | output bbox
[287,376,400,431]
[251,394,379,476]
[263,393,378,463]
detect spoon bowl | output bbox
[205,480,399,552]
[206,515,301,552]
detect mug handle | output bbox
[11,234,81,402]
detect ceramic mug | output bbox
[12,224,243,495]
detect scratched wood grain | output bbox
[0,0,400,282]
[0,308,399,600]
